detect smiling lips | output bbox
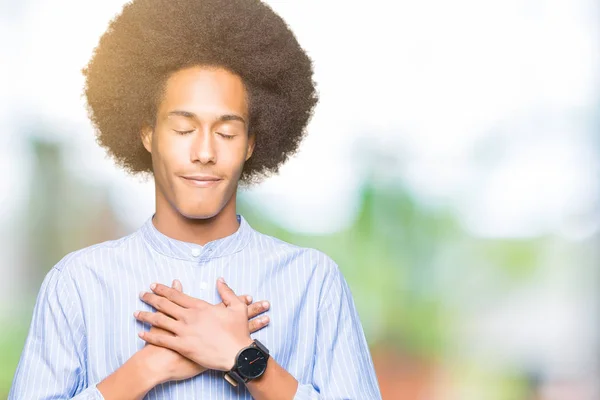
[180,175,223,188]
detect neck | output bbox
[152,191,240,246]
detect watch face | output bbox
[237,347,268,379]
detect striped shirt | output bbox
[9,213,382,399]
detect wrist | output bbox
[224,338,271,388]
[134,347,169,386]
[97,351,159,399]
[224,337,254,371]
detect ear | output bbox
[140,125,153,154]
[245,132,255,161]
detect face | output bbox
[141,66,255,220]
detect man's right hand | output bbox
[139,279,270,384]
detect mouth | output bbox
[180,175,223,188]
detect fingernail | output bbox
[133,311,140,317]
[246,295,253,303]
[261,316,269,323]
[150,283,157,290]
[218,277,225,283]
[138,331,145,338]
[139,291,146,298]
[262,301,269,309]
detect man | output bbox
[9,0,382,398]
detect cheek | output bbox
[217,141,248,169]
[155,135,187,169]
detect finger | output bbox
[138,330,182,353]
[139,292,186,320]
[134,310,180,334]
[215,295,251,309]
[172,279,183,292]
[247,300,270,319]
[150,283,204,309]
[216,277,242,308]
[224,295,251,307]
[149,323,176,337]
[248,315,270,333]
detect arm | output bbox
[135,279,300,399]
[94,349,160,400]
[96,279,192,400]
[245,356,299,400]
[96,280,271,400]
[8,265,103,400]
[293,261,382,400]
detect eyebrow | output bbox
[167,110,246,125]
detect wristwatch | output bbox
[224,339,270,387]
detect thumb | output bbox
[172,279,183,292]
[217,277,238,307]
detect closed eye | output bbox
[174,130,234,139]
[174,130,194,135]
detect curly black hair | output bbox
[83,0,318,186]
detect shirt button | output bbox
[200,282,208,290]
[191,248,201,257]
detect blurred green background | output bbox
[1,0,599,399]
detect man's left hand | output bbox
[135,277,254,372]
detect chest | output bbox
[79,264,318,389]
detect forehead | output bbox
[158,65,248,118]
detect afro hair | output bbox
[83,0,318,185]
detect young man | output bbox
[9,0,382,399]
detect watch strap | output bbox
[224,370,246,387]
[253,339,269,356]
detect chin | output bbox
[168,185,235,221]
[179,210,218,220]
[177,204,223,220]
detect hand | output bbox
[135,277,256,371]
[137,280,202,384]
[136,279,270,384]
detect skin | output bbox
[97,66,298,399]
[140,280,270,380]
[142,65,254,246]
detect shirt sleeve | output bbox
[8,264,105,400]
[293,259,383,400]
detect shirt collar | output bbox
[140,213,253,262]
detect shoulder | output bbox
[52,229,141,276]
[37,231,141,305]
[250,229,340,276]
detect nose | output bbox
[191,130,216,164]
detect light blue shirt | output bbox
[9,214,382,399]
